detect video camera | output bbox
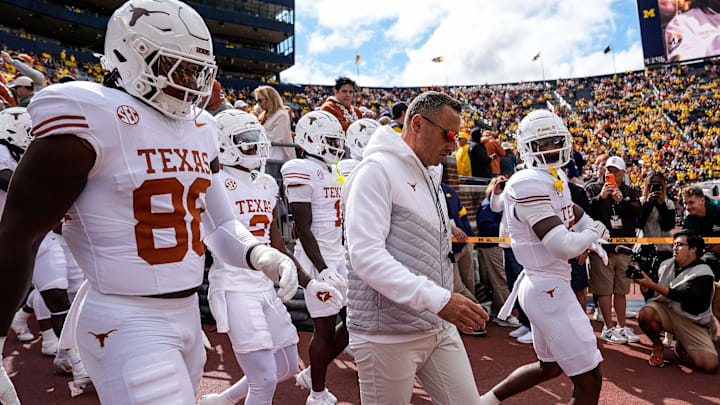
[617,244,661,281]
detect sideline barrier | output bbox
[454,237,720,244]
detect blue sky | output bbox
[281,0,646,87]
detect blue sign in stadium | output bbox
[637,0,667,65]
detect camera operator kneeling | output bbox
[637,229,718,372]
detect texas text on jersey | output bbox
[28,81,219,295]
[281,157,344,261]
[209,167,278,293]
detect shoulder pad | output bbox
[506,169,555,204]
[281,159,313,185]
[29,82,121,139]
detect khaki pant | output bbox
[477,246,509,313]
[453,243,477,303]
[588,253,632,295]
[351,326,481,405]
[644,301,717,356]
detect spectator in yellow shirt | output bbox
[456,132,471,176]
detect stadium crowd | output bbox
[2,45,720,196]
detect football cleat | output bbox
[10,310,34,342]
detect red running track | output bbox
[3,311,719,404]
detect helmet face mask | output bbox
[516,110,571,170]
[295,111,346,164]
[103,0,217,121]
[216,110,270,170]
[0,107,32,150]
[322,134,345,163]
[346,118,379,159]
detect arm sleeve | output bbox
[515,200,597,259]
[489,192,504,213]
[344,162,451,314]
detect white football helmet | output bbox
[346,118,379,160]
[216,110,270,170]
[295,111,345,164]
[0,107,32,149]
[102,0,217,120]
[515,109,572,169]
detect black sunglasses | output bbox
[420,115,457,142]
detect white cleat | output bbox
[296,368,337,404]
[71,358,92,390]
[54,348,73,374]
[41,338,58,357]
[516,330,533,344]
[198,393,234,405]
[10,311,34,342]
[305,389,337,405]
[509,325,530,338]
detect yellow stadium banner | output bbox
[454,237,720,244]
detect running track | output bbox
[4,297,719,404]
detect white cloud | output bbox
[288,0,645,86]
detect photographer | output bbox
[585,156,642,344]
[638,172,676,263]
[637,229,718,373]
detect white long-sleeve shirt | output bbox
[343,126,452,344]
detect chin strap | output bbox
[334,161,346,185]
[548,167,564,193]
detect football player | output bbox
[0,1,297,404]
[281,111,348,405]
[480,110,609,405]
[337,118,379,179]
[199,110,342,405]
[0,106,29,405]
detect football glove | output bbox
[306,280,343,311]
[249,245,298,302]
[319,268,348,291]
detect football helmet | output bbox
[515,109,571,169]
[0,107,32,149]
[102,0,217,120]
[346,118,379,160]
[295,111,345,164]
[216,110,270,170]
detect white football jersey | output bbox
[337,158,359,179]
[0,144,19,218]
[28,81,218,295]
[666,8,720,61]
[281,158,344,261]
[55,232,85,293]
[504,168,575,280]
[209,167,278,292]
